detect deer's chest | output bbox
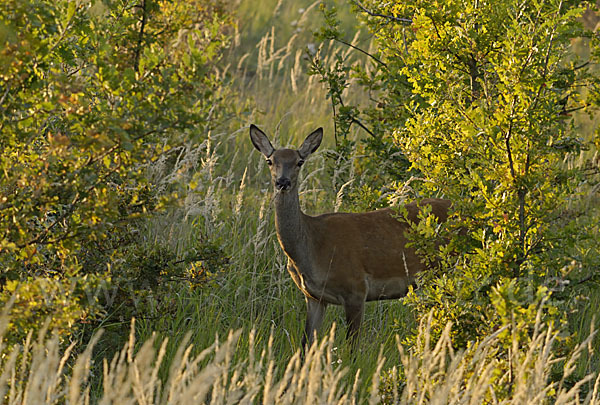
[286,260,341,305]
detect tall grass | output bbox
[226,0,372,143]
[2,301,599,404]
[95,3,417,399]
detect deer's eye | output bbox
[297,160,305,167]
[266,159,272,166]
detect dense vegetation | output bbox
[1,0,599,403]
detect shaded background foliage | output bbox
[0,0,234,344]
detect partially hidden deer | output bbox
[249,124,451,350]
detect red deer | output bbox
[250,124,451,349]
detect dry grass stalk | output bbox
[394,311,599,405]
[1,306,599,404]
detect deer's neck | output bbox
[273,189,309,262]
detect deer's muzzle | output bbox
[275,178,291,191]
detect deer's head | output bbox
[250,124,323,192]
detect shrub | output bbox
[314,0,600,353]
[0,0,234,344]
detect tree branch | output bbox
[134,0,148,73]
[505,97,518,181]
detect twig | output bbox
[0,84,10,107]
[573,61,590,70]
[334,84,376,138]
[351,118,375,137]
[562,104,588,115]
[333,37,387,67]
[331,95,338,146]
[574,274,595,286]
[353,0,412,24]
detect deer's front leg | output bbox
[301,297,327,351]
[343,295,365,344]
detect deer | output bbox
[249,124,451,351]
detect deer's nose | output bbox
[275,177,291,191]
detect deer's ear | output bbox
[298,127,323,158]
[250,124,275,157]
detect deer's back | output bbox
[303,198,451,300]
